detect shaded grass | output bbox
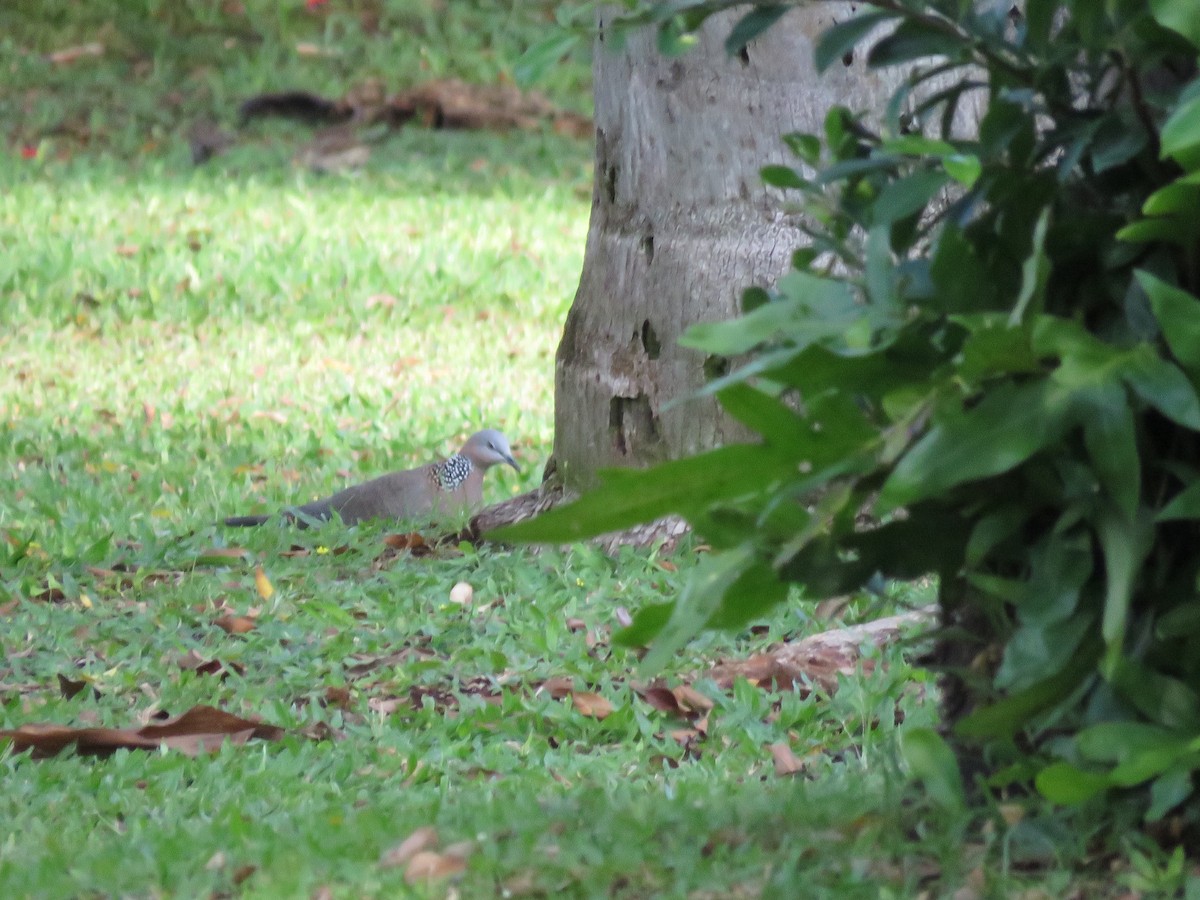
[1,0,591,159]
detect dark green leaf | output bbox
[493,445,790,543]
[1076,721,1184,764]
[847,506,970,581]
[1097,508,1153,670]
[1150,0,1200,50]
[996,612,1094,692]
[760,164,808,189]
[1161,92,1200,166]
[1117,218,1195,245]
[613,602,674,648]
[1080,383,1140,518]
[725,5,789,56]
[930,227,992,313]
[1158,480,1200,521]
[900,728,967,811]
[882,379,1067,508]
[741,286,771,313]
[641,544,756,672]
[705,559,790,629]
[1156,600,1200,637]
[1089,115,1147,173]
[1141,175,1200,217]
[513,33,580,86]
[880,135,957,156]
[871,170,949,226]
[1147,764,1195,820]
[868,18,967,68]
[782,132,821,165]
[1109,657,1200,731]
[942,154,981,186]
[680,273,858,355]
[765,341,931,398]
[656,21,697,57]
[1035,762,1110,804]
[1120,345,1200,429]
[1137,271,1200,371]
[814,10,898,73]
[1009,208,1051,325]
[865,226,896,310]
[955,319,1041,382]
[955,639,1100,739]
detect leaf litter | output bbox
[0,705,284,759]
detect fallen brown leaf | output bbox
[672,685,714,714]
[174,651,246,679]
[380,826,439,869]
[0,704,283,759]
[635,685,683,716]
[367,697,405,715]
[383,532,428,552]
[571,691,613,720]
[539,677,574,700]
[768,742,806,777]
[404,850,468,885]
[366,293,398,309]
[47,42,104,65]
[56,674,90,700]
[214,615,257,635]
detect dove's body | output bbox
[224,429,518,527]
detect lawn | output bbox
[0,2,1151,897]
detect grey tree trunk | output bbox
[552,5,902,490]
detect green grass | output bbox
[0,3,1167,898]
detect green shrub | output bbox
[503,1,1200,821]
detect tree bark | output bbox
[552,5,902,490]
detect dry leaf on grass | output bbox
[56,673,91,700]
[173,650,246,679]
[537,677,574,700]
[705,607,936,696]
[636,685,683,716]
[768,742,807,777]
[214,614,257,635]
[672,685,714,713]
[404,849,469,885]
[0,704,283,759]
[47,42,104,65]
[253,566,274,600]
[379,826,439,869]
[571,691,613,720]
[383,532,428,552]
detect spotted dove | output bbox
[224,429,519,527]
